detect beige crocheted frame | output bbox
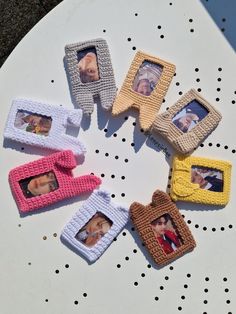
[151,89,222,154]
[130,190,196,266]
[112,51,176,131]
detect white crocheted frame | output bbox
[65,38,117,115]
[61,190,129,262]
[4,99,86,156]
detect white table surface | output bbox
[0,0,235,313]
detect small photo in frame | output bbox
[132,61,163,96]
[151,214,183,255]
[19,171,59,198]
[191,166,223,192]
[75,212,113,247]
[14,110,52,136]
[77,47,100,83]
[172,100,209,133]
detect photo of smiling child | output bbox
[14,110,52,136]
[191,166,223,192]
[172,100,209,133]
[77,47,100,83]
[75,212,112,247]
[151,214,182,255]
[132,61,163,96]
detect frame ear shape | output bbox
[151,189,171,206]
[130,202,145,219]
[55,150,77,169]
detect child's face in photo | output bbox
[151,216,167,237]
[191,170,206,188]
[172,100,209,133]
[191,166,223,192]
[175,113,199,132]
[132,61,163,96]
[76,213,112,248]
[136,79,152,96]
[77,49,99,83]
[14,111,52,136]
[26,172,58,196]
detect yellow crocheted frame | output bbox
[170,155,232,206]
[112,51,176,131]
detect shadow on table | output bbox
[18,192,91,218]
[200,0,236,51]
[3,138,85,164]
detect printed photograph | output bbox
[75,212,113,248]
[151,214,183,255]
[172,100,209,133]
[14,110,52,136]
[19,171,59,198]
[132,60,163,96]
[77,47,100,83]
[191,166,224,192]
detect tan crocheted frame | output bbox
[112,51,176,131]
[151,89,222,154]
[130,190,196,266]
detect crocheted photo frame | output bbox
[61,190,129,262]
[65,38,117,115]
[112,51,176,131]
[151,89,222,154]
[130,190,196,266]
[4,99,86,156]
[170,155,232,205]
[9,150,101,213]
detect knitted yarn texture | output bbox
[9,150,101,213]
[61,189,129,262]
[130,190,196,266]
[112,51,176,131]
[65,38,117,115]
[4,99,86,156]
[151,89,222,154]
[170,155,231,205]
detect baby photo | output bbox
[191,166,224,192]
[19,171,59,198]
[14,110,52,136]
[77,47,100,83]
[172,100,209,133]
[75,212,112,248]
[151,214,183,255]
[132,61,163,96]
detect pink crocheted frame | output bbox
[9,150,101,213]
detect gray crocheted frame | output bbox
[65,38,117,115]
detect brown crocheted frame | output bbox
[130,190,196,266]
[112,51,176,131]
[151,89,222,154]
